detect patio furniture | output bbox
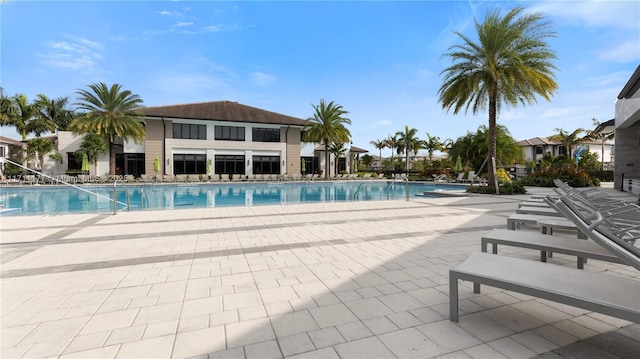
[516,206,562,217]
[507,213,560,230]
[481,228,619,269]
[449,252,640,322]
[538,218,587,239]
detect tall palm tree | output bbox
[369,139,386,169]
[396,125,422,172]
[34,94,73,133]
[439,6,558,192]
[302,99,351,179]
[549,127,584,158]
[424,132,441,162]
[70,83,146,175]
[2,94,36,141]
[586,118,614,171]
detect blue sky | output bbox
[1,0,638,156]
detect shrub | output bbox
[517,167,598,187]
[465,181,526,195]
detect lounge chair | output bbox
[432,174,449,183]
[450,185,640,324]
[449,252,640,322]
[515,206,562,217]
[481,228,622,269]
[453,172,465,183]
[219,174,230,182]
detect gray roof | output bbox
[618,65,640,99]
[141,101,307,126]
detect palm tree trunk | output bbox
[109,141,117,175]
[488,88,499,194]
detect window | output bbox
[535,147,544,155]
[252,128,280,142]
[215,155,245,174]
[174,154,207,174]
[173,123,206,140]
[0,146,5,157]
[215,125,245,141]
[67,153,82,170]
[253,156,280,174]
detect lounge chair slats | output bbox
[449,252,640,323]
[481,229,623,269]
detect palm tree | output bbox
[26,137,59,172]
[2,94,36,141]
[369,139,386,170]
[549,127,584,158]
[76,133,109,175]
[384,134,398,163]
[328,142,347,175]
[302,99,351,179]
[586,118,614,171]
[439,6,558,192]
[424,133,441,162]
[34,94,73,133]
[70,83,146,175]
[396,125,422,173]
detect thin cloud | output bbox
[527,1,639,31]
[595,39,640,63]
[38,36,103,72]
[250,72,277,87]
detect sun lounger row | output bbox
[450,183,640,324]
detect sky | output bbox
[1,0,639,156]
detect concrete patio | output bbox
[1,189,638,358]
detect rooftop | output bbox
[141,101,307,127]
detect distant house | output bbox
[614,65,640,193]
[0,136,23,173]
[517,136,614,168]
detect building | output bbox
[517,136,614,168]
[0,135,23,174]
[52,101,363,178]
[614,65,640,192]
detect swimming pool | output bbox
[0,181,466,215]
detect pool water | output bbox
[0,181,466,216]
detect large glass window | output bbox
[215,125,245,141]
[173,124,206,140]
[174,154,207,174]
[252,128,280,142]
[215,155,245,174]
[67,153,82,171]
[253,156,280,174]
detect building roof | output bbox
[516,135,611,147]
[349,146,368,153]
[0,136,23,146]
[618,65,640,99]
[140,101,307,126]
[593,119,615,134]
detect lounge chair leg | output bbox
[473,282,481,294]
[578,257,585,269]
[492,243,497,254]
[540,251,547,262]
[449,274,459,322]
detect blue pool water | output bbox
[0,181,466,216]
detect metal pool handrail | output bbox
[1,158,129,213]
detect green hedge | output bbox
[466,181,527,195]
[517,168,599,187]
